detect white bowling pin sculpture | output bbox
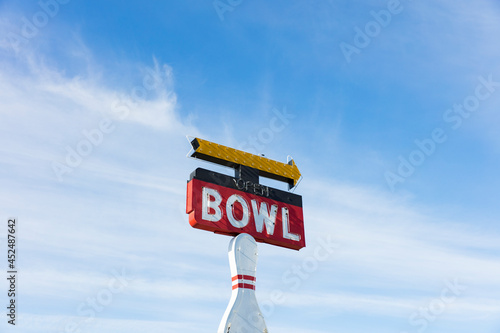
[218,233,268,333]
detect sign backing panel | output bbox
[186,168,305,250]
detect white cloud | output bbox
[15,314,214,333]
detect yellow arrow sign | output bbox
[189,137,301,188]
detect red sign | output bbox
[186,178,305,250]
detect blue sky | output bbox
[1,0,500,332]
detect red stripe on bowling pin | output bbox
[231,275,256,290]
[231,275,256,282]
[232,283,256,290]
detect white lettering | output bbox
[202,187,223,222]
[251,200,277,235]
[226,194,250,228]
[282,207,300,241]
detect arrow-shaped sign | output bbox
[189,137,301,188]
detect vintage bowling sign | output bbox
[186,138,305,250]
